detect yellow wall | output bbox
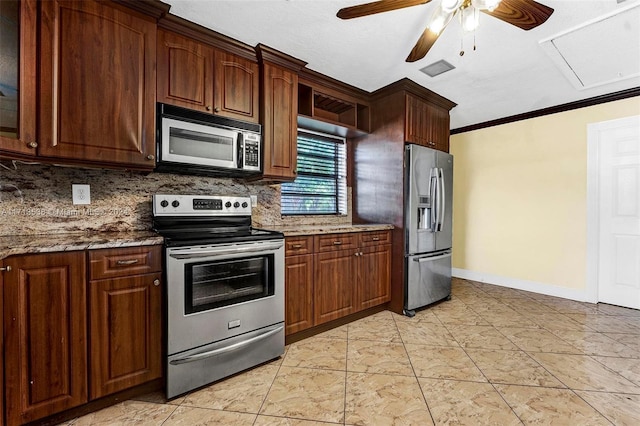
[450,96,640,291]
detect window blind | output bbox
[281,130,347,215]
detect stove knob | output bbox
[233,202,240,208]
[172,200,180,208]
[242,202,248,208]
[225,201,232,208]
[160,200,169,208]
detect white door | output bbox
[591,115,640,309]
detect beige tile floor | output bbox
[61,278,640,425]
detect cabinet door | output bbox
[214,50,259,123]
[157,29,214,112]
[314,250,356,325]
[39,0,157,168]
[0,0,37,156]
[3,252,87,426]
[285,254,314,335]
[89,273,162,399]
[261,62,298,180]
[405,94,450,152]
[356,245,392,311]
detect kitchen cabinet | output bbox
[405,93,451,152]
[2,251,87,426]
[88,246,163,399]
[1,245,163,425]
[284,236,314,335]
[157,29,259,123]
[283,230,392,334]
[256,44,306,182]
[38,0,158,169]
[0,0,37,156]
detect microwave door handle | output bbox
[237,132,244,169]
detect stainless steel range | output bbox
[153,194,285,399]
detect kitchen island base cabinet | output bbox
[2,251,88,426]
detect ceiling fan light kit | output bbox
[337,0,554,62]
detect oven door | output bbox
[161,116,239,169]
[166,239,285,356]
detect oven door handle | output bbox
[169,242,283,259]
[169,325,284,365]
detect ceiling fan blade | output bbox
[406,25,441,62]
[337,0,431,19]
[483,0,554,30]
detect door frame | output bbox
[586,115,640,304]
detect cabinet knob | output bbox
[27,141,38,149]
[0,266,12,272]
[146,154,155,161]
[206,105,212,111]
[153,279,160,286]
[355,252,360,257]
[214,107,220,113]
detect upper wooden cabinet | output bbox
[0,0,37,157]
[157,29,259,123]
[405,93,451,152]
[2,251,87,426]
[256,45,306,182]
[38,0,158,169]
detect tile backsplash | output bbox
[0,162,350,236]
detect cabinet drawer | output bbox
[359,230,392,247]
[89,245,162,280]
[285,236,314,256]
[315,233,358,252]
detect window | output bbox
[281,130,347,215]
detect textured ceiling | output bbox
[164,0,640,129]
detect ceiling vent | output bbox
[539,2,640,90]
[420,60,456,77]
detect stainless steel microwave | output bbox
[156,103,262,177]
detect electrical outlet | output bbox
[250,195,258,208]
[72,184,90,205]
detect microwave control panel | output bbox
[243,133,261,170]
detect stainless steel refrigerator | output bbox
[404,144,453,316]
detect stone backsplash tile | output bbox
[0,163,351,236]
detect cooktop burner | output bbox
[152,194,283,246]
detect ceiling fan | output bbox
[337,0,554,62]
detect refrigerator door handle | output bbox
[429,168,436,231]
[439,167,446,231]
[412,251,452,263]
[432,167,439,232]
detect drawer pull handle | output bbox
[333,241,342,245]
[291,244,302,249]
[0,266,12,272]
[372,237,380,241]
[116,259,139,266]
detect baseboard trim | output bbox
[452,268,591,303]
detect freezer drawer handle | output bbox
[169,325,284,365]
[413,252,452,263]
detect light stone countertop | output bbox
[258,223,394,237]
[0,231,164,260]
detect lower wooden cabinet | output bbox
[2,251,88,426]
[1,245,162,425]
[89,272,162,399]
[284,254,314,335]
[314,249,356,325]
[284,230,392,334]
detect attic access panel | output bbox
[539,2,640,90]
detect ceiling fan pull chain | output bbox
[459,13,465,56]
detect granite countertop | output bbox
[0,231,164,260]
[259,223,394,237]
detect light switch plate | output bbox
[250,195,258,208]
[72,184,90,205]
